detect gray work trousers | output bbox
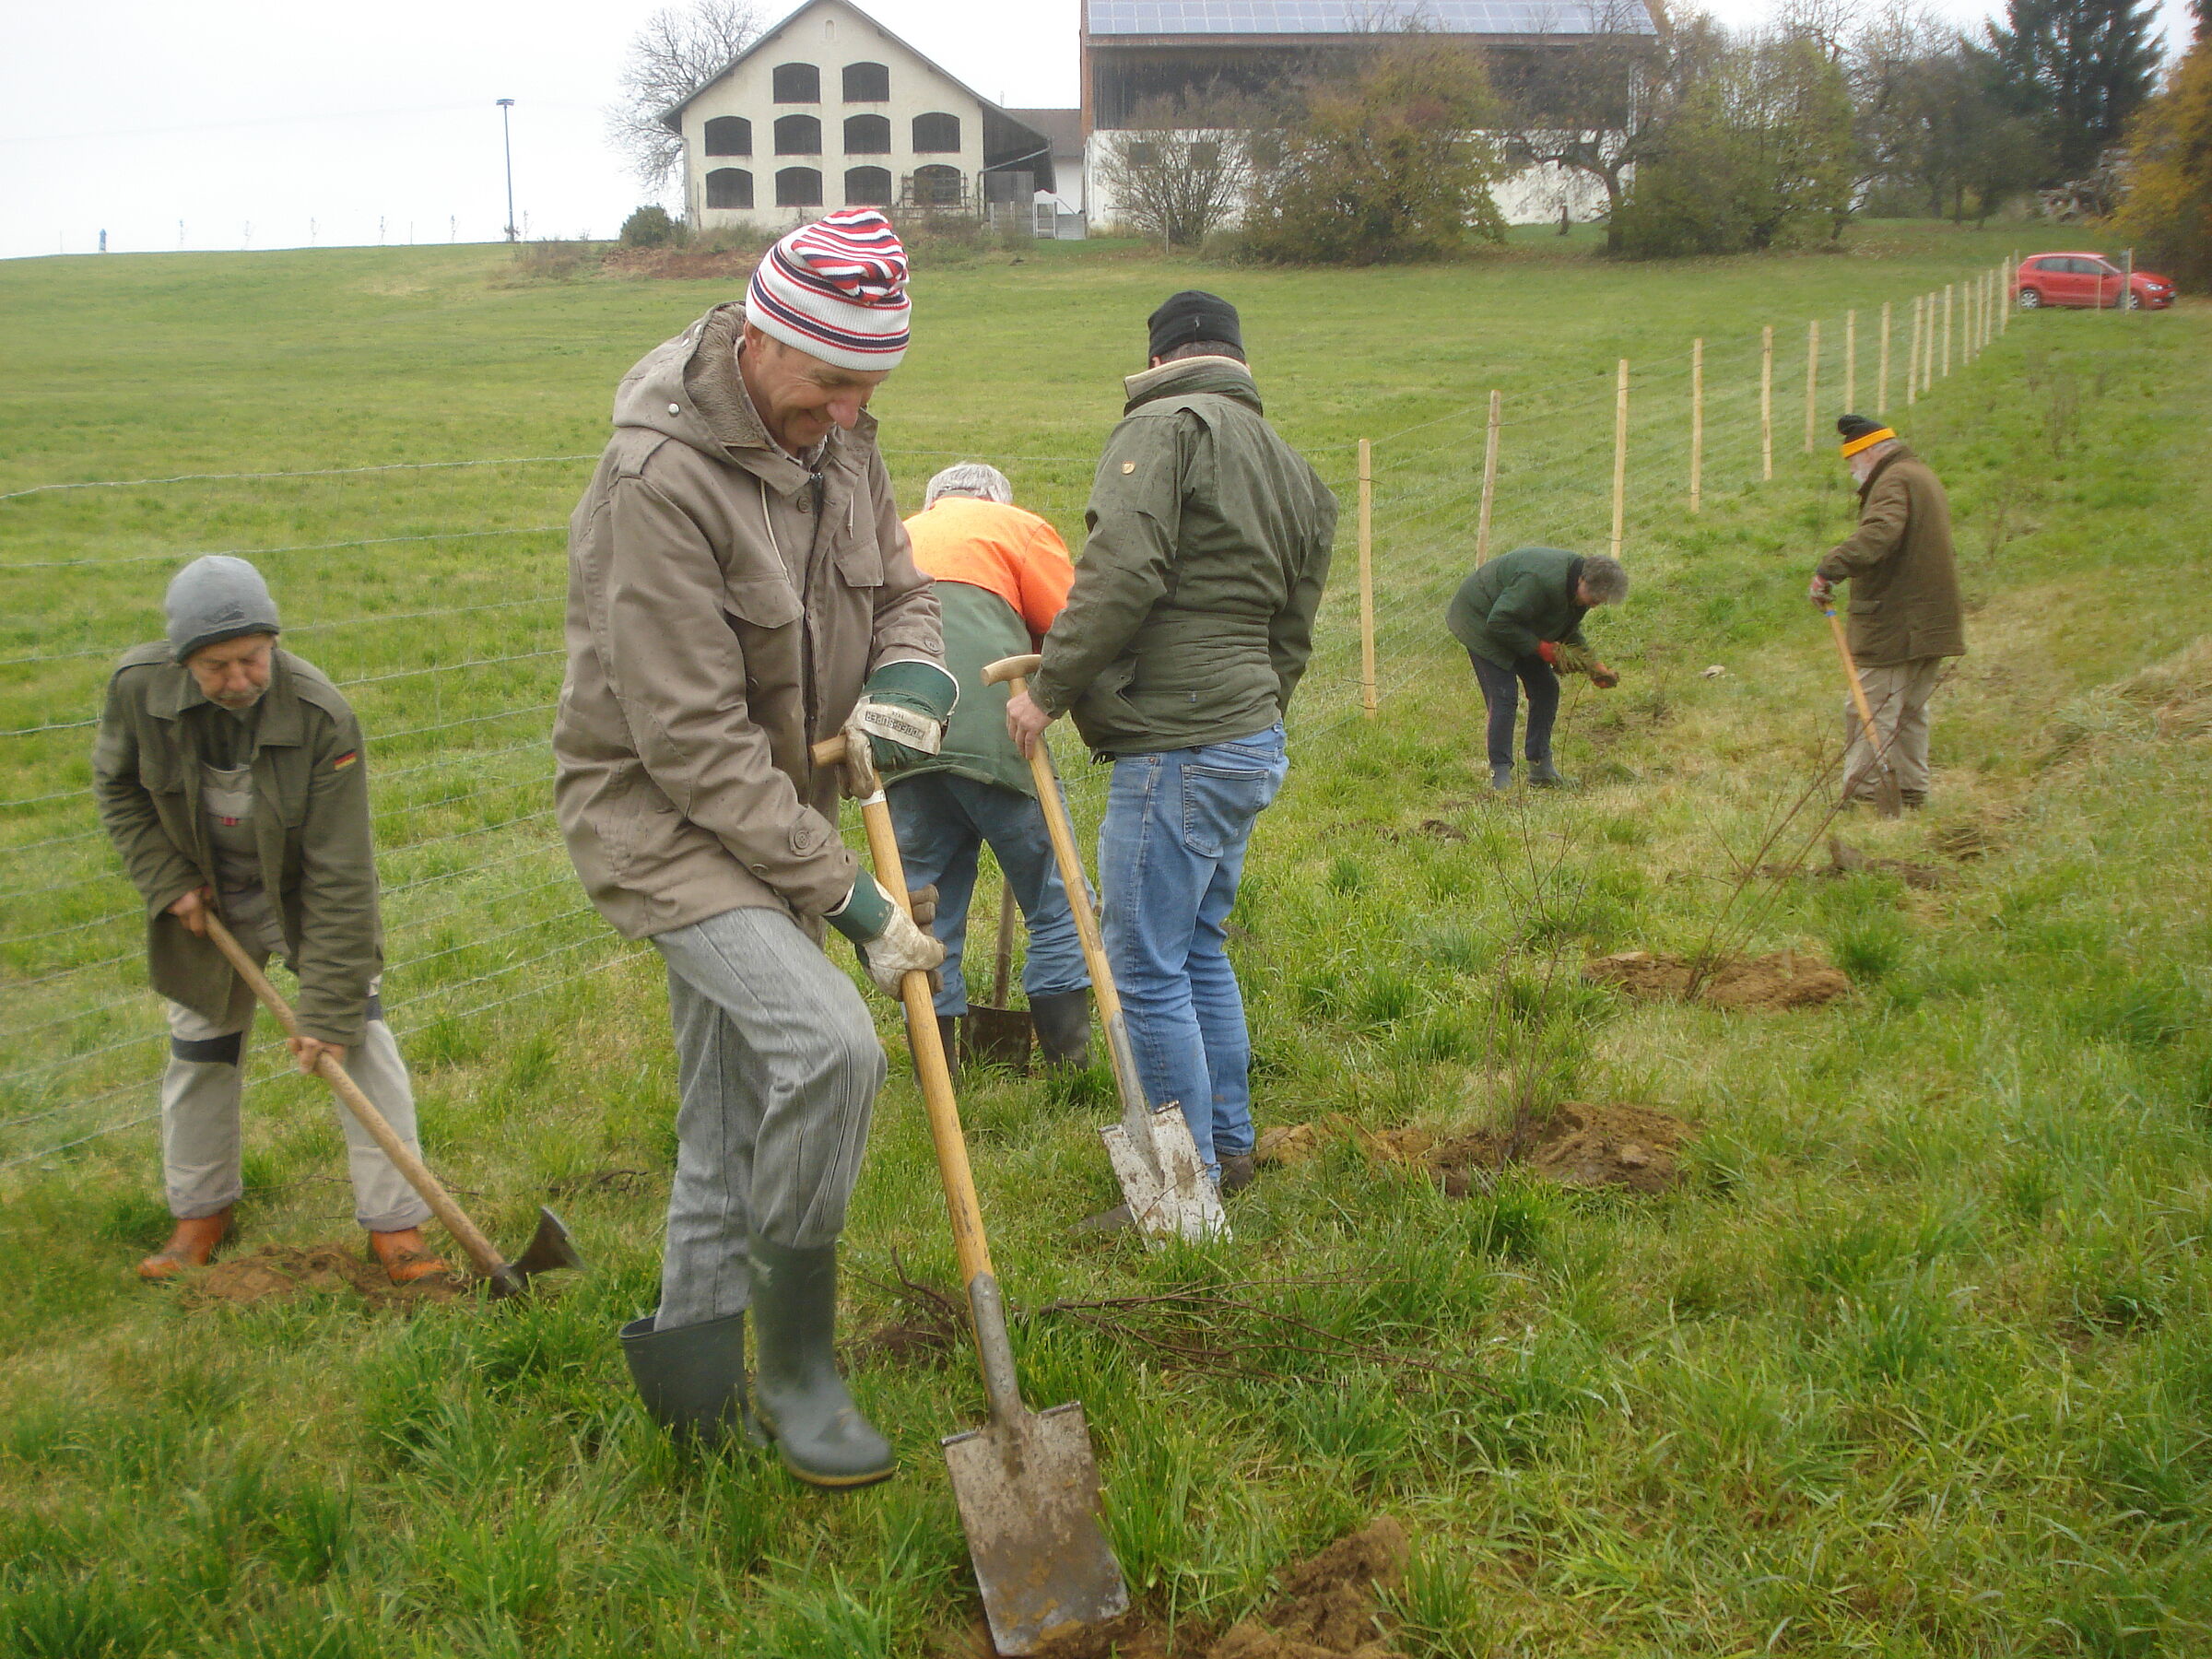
[1842,656,1945,802]
[160,947,431,1231]
[647,905,886,1332]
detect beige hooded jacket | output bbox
[554,303,941,941]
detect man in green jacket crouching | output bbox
[1446,547,1629,790]
[1006,290,1336,1191]
[93,556,445,1285]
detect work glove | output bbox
[844,659,959,774]
[826,875,946,998]
[1589,662,1620,689]
[1808,574,1835,608]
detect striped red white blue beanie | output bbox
[747,209,911,372]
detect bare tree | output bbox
[1099,91,1269,247]
[608,0,763,192]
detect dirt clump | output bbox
[180,1243,464,1310]
[1018,1517,1409,1659]
[1424,1102,1697,1195]
[1821,837,1950,889]
[1584,948,1850,1010]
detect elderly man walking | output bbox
[1005,290,1336,1191]
[92,556,445,1284]
[1809,416,1965,809]
[1446,547,1629,790]
[556,209,948,1488]
[888,464,1092,1069]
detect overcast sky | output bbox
[1,0,2197,262]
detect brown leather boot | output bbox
[369,1227,450,1284]
[137,1207,233,1280]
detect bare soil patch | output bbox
[1583,948,1850,1009]
[1009,1517,1409,1659]
[1757,837,1951,889]
[1259,1104,1699,1194]
[179,1243,464,1310]
[601,246,766,281]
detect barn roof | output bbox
[1087,0,1654,36]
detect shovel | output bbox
[961,878,1034,1073]
[1821,605,1904,820]
[202,913,585,1300]
[813,731,1130,1655]
[980,653,1227,1247]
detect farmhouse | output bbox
[662,0,1065,232]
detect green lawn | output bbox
[3,224,2209,1656]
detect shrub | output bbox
[618,205,687,248]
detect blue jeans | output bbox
[1099,724,1288,1177]
[886,772,1090,1018]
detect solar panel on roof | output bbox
[1088,0,1653,33]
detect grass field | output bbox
[3,223,2209,1656]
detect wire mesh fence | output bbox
[0,258,2019,1171]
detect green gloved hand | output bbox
[826,876,946,997]
[844,659,959,774]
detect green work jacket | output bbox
[889,580,1036,798]
[1030,357,1338,756]
[1814,445,1966,665]
[91,645,385,1046]
[1445,547,1592,669]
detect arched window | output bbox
[702,116,751,157]
[706,168,754,209]
[771,63,820,103]
[912,112,961,153]
[842,62,889,101]
[842,114,890,154]
[844,166,892,206]
[776,167,824,207]
[912,163,962,206]
[774,114,822,156]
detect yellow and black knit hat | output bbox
[1837,414,1895,457]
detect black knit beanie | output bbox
[1836,414,1887,444]
[1147,290,1243,362]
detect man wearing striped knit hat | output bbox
[557,209,952,1488]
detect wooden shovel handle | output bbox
[1823,609,1903,818]
[201,913,509,1280]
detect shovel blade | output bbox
[1100,1107,1229,1247]
[963,1006,1034,1074]
[943,1403,1129,1655]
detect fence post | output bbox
[1907,298,1919,406]
[1358,438,1375,718]
[1942,284,1953,377]
[1924,293,1936,393]
[1760,325,1774,482]
[1689,340,1703,515]
[1476,390,1500,559]
[1803,320,1820,453]
[1844,309,1856,412]
[1610,359,1629,559]
[1877,301,1890,415]
[2001,254,2013,335]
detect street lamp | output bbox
[497,99,517,244]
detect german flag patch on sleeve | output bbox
[331,751,358,771]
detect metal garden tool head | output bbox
[962,881,1034,1072]
[981,653,1228,1248]
[811,730,1131,1653]
[200,914,589,1300]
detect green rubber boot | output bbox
[747,1239,896,1488]
[1526,759,1572,788]
[618,1310,755,1447]
[1030,989,1093,1069]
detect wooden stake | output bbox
[1689,340,1703,515]
[1476,390,1500,558]
[1924,293,1936,393]
[1357,438,1375,717]
[1610,359,1629,559]
[1844,309,1856,412]
[1760,325,1773,482]
[1907,297,1920,406]
[1877,301,1890,415]
[2001,254,2014,334]
[1942,283,1953,377]
[1803,320,1820,453]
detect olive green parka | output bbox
[1815,444,1966,665]
[1445,547,1592,669]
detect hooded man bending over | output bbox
[556,209,950,1489]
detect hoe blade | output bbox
[495,1206,585,1297]
[943,1402,1129,1654]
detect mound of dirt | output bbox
[1018,1517,1409,1659]
[1583,948,1849,1009]
[180,1243,464,1309]
[1425,1102,1698,1195]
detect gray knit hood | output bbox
[165,556,280,662]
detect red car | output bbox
[2012,252,2175,311]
